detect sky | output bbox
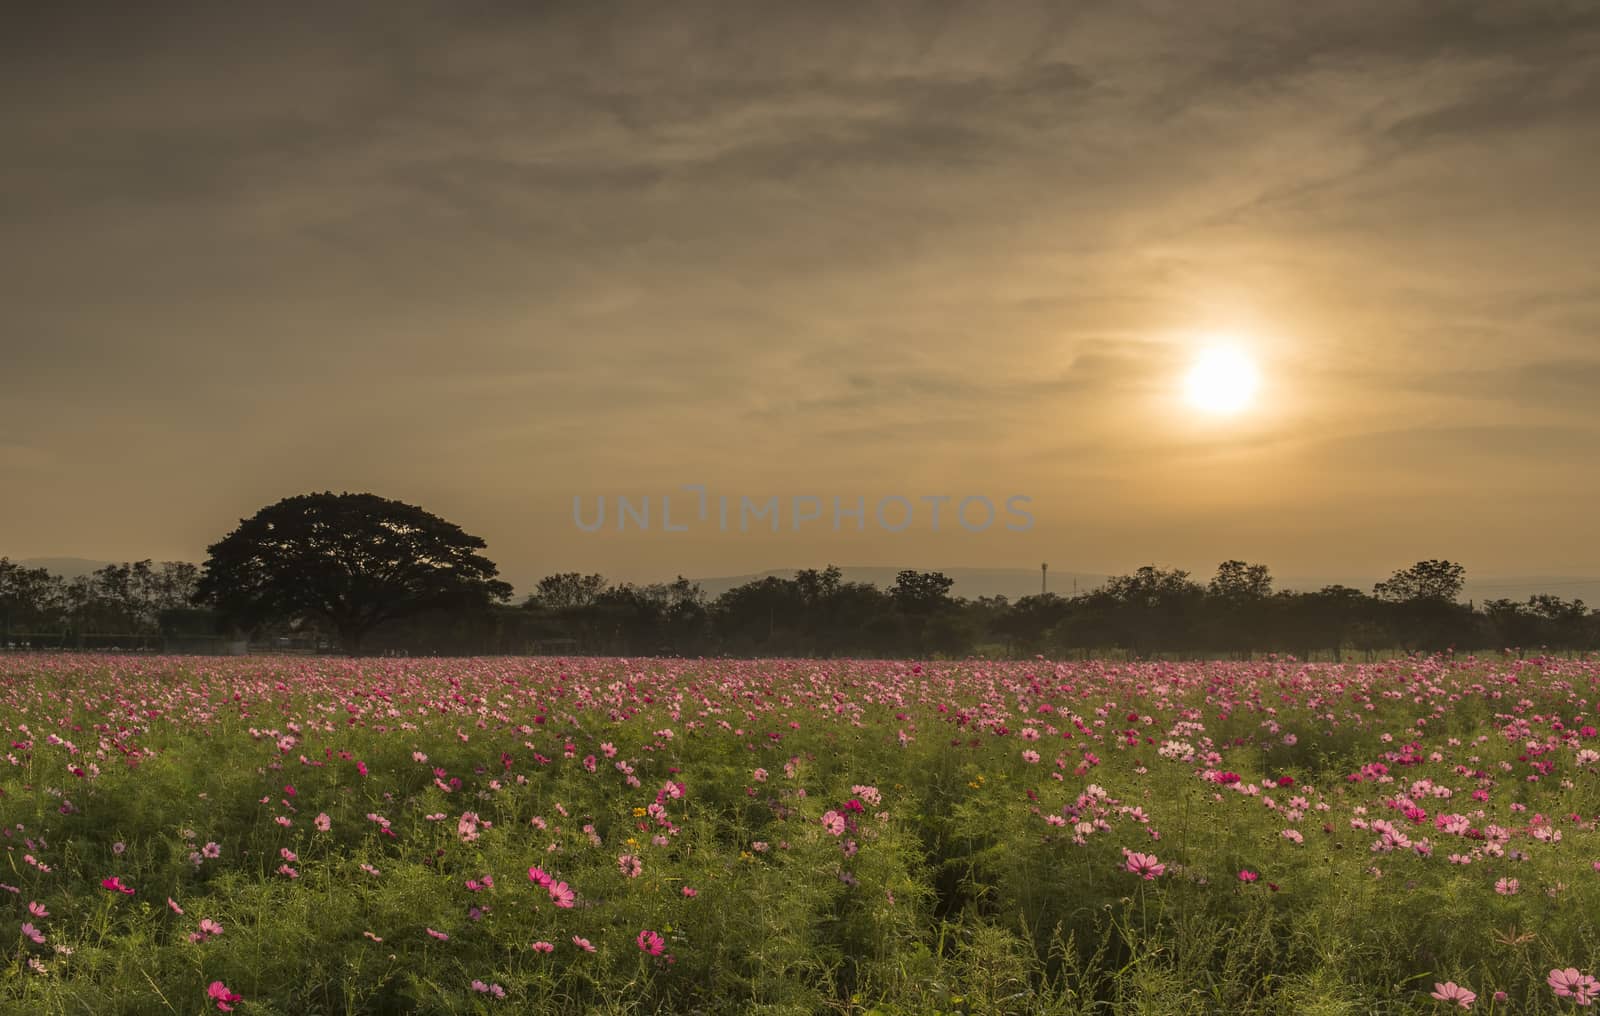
[3,0,1598,593]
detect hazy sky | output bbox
[4,1,1598,590]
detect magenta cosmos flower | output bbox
[206,981,243,1012]
[1429,982,1476,1009]
[636,929,665,956]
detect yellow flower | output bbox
[632,807,647,817]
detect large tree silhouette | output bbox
[196,492,512,655]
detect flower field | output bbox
[3,653,1599,1015]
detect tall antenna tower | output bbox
[1041,562,1048,595]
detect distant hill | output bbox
[17,557,118,579]
[1458,576,1600,607]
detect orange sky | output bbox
[3,2,1598,590]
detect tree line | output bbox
[0,559,203,644]
[500,559,1598,659]
[3,492,1596,657]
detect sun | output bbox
[1183,346,1261,415]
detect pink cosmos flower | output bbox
[531,940,554,953]
[682,886,698,897]
[1430,982,1476,1009]
[21,922,45,944]
[1549,968,1600,1004]
[167,897,184,915]
[314,813,331,832]
[1238,870,1258,882]
[27,901,47,918]
[617,854,643,878]
[572,935,596,952]
[1123,852,1165,880]
[199,918,223,937]
[548,881,575,908]
[1495,877,1519,895]
[636,928,665,955]
[426,927,449,940]
[101,876,135,895]
[822,811,846,836]
[851,785,882,806]
[528,866,552,887]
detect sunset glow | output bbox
[1183,346,1261,415]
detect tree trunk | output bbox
[339,626,365,657]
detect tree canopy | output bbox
[194,492,512,654]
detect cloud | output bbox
[1408,359,1600,411]
[1,1,1597,575]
